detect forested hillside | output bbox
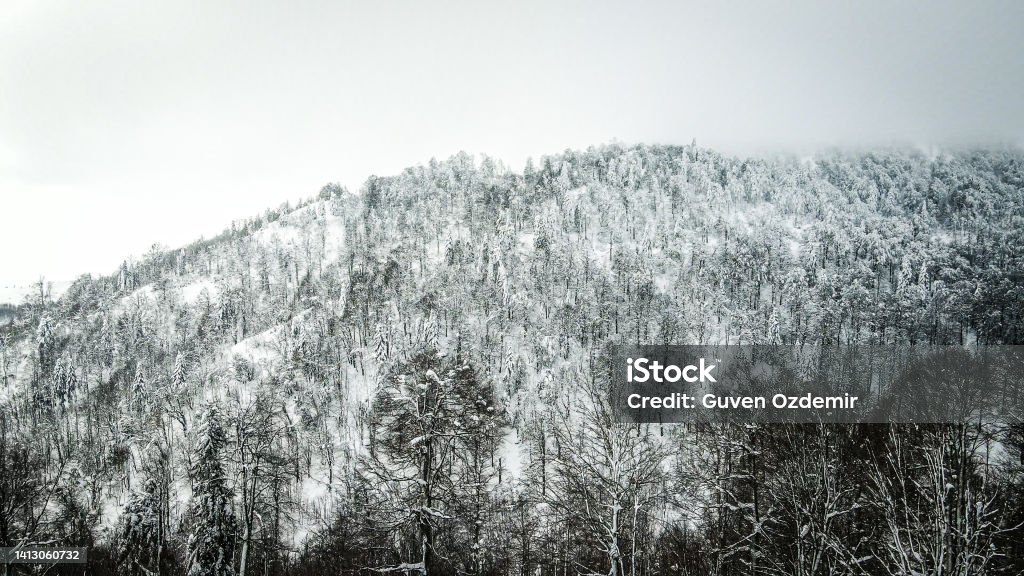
[2,143,1024,575]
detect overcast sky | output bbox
[2,0,1023,286]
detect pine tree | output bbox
[450,360,505,576]
[172,353,187,389]
[186,405,237,576]
[117,477,162,575]
[36,315,56,375]
[363,348,501,575]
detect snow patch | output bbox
[180,279,219,303]
[0,281,72,305]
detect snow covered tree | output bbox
[363,348,501,575]
[868,425,1016,576]
[36,314,56,375]
[449,360,506,576]
[117,477,163,576]
[185,405,237,576]
[548,370,669,576]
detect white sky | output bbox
[2,0,1023,286]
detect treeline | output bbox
[1,144,1023,575]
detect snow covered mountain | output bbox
[2,144,1023,575]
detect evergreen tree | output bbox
[117,477,163,575]
[363,348,502,575]
[186,405,237,576]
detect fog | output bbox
[2,0,1022,286]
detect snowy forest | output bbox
[2,143,1024,575]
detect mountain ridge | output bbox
[2,142,1023,574]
